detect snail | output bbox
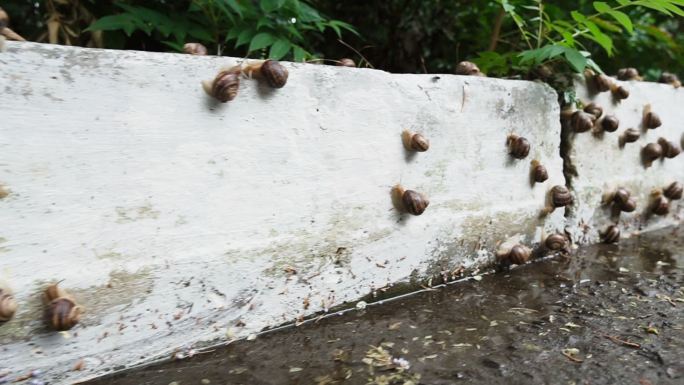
[592,73,612,92]
[202,67,241,102]
[337,58,356,67]
[43,282,83,331]
[642,104,662,129]
[659,72,681,88]
[610,83,630,100]
[497,244,531,265]
[551,185,573,208]
[583,103,603,119]
[391,185,429,216]
[600,115,619,133]
[642,142,663,167]
[0,7,24,42]
[401,129,430,152]
[651,193,669,216]
[0,285,17,323]
[601,225,620,244]
[507,134,530,159]
[183,43,207,55]
[607,187,637,212]
[530,160,548,183]
[455,61,485,76]
[617,67,641,81]
[664,181,683,200]
[0,184,8,199]
[657,137,681,159]
[570,111,595,133]
[242,60,289,88]
[619,128,640,146]
[544,233,568,252]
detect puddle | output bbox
[85,227,683,384]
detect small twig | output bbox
[420,56,428,74]
[603,334,641,349]
[461,84,467,112]
[488,9,505,51]
[561,351,584,363]
[337,39,374,69]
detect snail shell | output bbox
[617,68,640,81]
[402,190,429,216]
[651,195,669,216]
[583,103,603,119]
[507,135,530,159]
[337,58,356,67]
[621,128,640,144]
[611,84,630,100]
[402,130,430,152]
[455,61,483,76]
[551,185,573,207]
[602,225,620,244]
[664,181,683,200]
[570,111,595,133]
[533,164,549,183]
[620,197,638,213]
[46,298,82,331]
[545,234,568,251]
[593,73,612,92]
[612,187,631,207]
[659,72,681,87]
[601,115,619,132]
[0,290,17,322]
[642,143,663,166]
[508,245,531,265]
[203,68,240,102]
[657,138,680,159]
[261,60,288,88]
[183,43,207,55]
[644,112,662,129]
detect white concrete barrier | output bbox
[566,76,684,243]
[0,42,566,382]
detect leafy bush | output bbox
[85,0,357,61]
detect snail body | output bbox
[643,105,662,129]
[455,61,484,76]
[202,67,240,102]
[617,68,641,81]
[507,134,530,159]
[392,185,429,216]
[43,283,82,331]
[0,286,17,323]
[183,43,207,55]
[570,111,595,133]
[337,58,356,67]
[600,115,619,132]
[602,225,620,244]
[545,233,568,252]
[401,130,430,152]
[531,160,548,183]
[642,143,663,166]
[664,181,683,200]
[657,138,681,159]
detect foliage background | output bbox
[3,0,684,78]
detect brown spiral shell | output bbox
[659,72,681,87]
[409,133,430,152]
[508,245,531,265]
[260,60,288,88]
[46,298,82,331]
[337,58,356,67]
[570,111,595,133]
[657,138,680,159]
[612,85,630,100]
[613,187,631,207]
[593,74,612,92]
[651,195,669,216]
[621,128,640,144]
[455,61,483,76]
[642,143,663,165]
[551,185,573,208]
[664,181,683,200]
[545,234,568,251]
[620,197,638,213]
[617,68,640,81]
[583,103,603,119]
[207,69,240,102]
[602,225,620,244]
[644,111,662,129]
[402,190,429,216]
[601,115,619,132]
[0,290,17,322]
[183,43,207,55]
[508,135,530,159]
[533,164,549,183]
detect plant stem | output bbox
[489,9,505,51]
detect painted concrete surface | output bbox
[566,77,684,244]
[0,42,564,383]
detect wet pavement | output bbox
[86,227,684,385]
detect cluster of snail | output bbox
[0,281,83,331]
[202,59,289,102]
[391,130,430,215]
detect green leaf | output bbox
[592,2,611,13]
[292,45,307,62]
[219,0,243,18]
[235,28,254,48]
[86,14,138,32]
[161,40,184,52]
[633,0,671,15]
[248,32,276,52]
[571,11,587,23]
[606,10,633,32]
[269,39,291,60]
[561,30,575,46]
[563,47,588,72]
[187,25,213,42]
[261,0,286,13]
[584,20,613,54]
[615,0,632,5]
